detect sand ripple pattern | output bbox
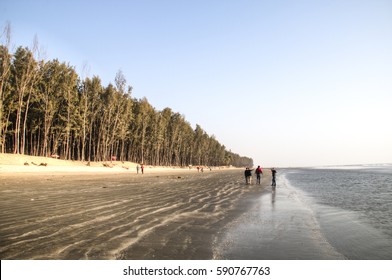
[0,170,263,259]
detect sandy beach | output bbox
[1,154,351,260]
[0,154,269,259]
[0,153,197,176]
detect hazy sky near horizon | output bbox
[2,0,391,167]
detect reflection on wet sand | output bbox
[271,189,276,208]
[213,179,345,260]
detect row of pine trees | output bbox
[0,26,253,167]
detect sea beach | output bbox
[1,155,392,260]
[0,155,269,259]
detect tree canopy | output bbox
[0,29,253,167]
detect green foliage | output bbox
[0,44,253,167]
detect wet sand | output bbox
[1,166,356,260]
[213,181,345,259]
[0,169,271,259]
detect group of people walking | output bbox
[244,166,277,188]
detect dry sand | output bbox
[0,153,195,175]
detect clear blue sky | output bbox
[2,0,392,167]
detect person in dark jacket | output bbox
[244,167,253,185]
[271,168,277,188]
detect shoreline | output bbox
[213,181,346,260]
[2,156,361,260]
[3,153,347,260]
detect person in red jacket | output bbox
[255,165,263,184]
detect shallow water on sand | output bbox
[284,166,392,259]
[213,175,345,259]
[214,166,392,260]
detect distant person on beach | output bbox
[271,168,277,188]
[244,167,252,184]
[141,164,144,174]
[136,164,140,174]
[255,165,263,184]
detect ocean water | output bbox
[282,165,392,259]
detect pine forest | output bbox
[0,25,253,167]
